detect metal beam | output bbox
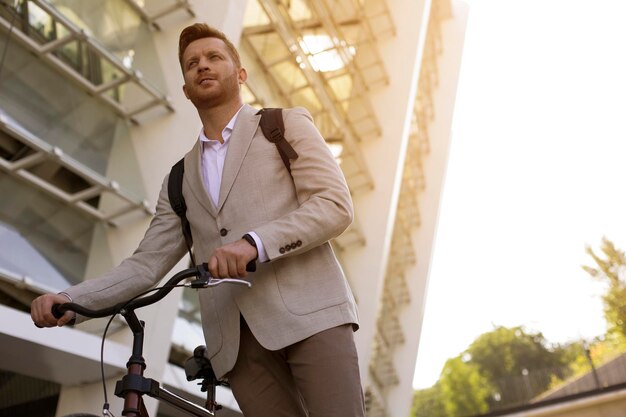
[256,0,374,191]
[0,111,152,225]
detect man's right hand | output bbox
[31,293,75,328]
[208,238,258,278]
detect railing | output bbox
[0,111,153,224]
[0,0,174,123]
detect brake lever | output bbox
[186,277,251,289]
[188,263,252,289]
[206,278,252,288]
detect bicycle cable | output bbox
[100,313,117,417]
[96,282,187,417]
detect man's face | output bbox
[181,37,246,109]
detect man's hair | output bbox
[178,23,242,70]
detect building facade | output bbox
[0,0,466,416]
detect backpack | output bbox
[167,108,298,266]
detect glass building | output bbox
[0,0,467,416]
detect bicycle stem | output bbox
[117,308,148,417]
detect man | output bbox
[31,23,365,416]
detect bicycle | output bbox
[46,263,252,417]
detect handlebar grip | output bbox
[51,304,64,319]
[33,303,68,328]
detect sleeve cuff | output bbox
[248,231,269,263]
[58,292,73,302]
[57,292,76,325]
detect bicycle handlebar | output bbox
[51,263,252,319]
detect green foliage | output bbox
[554,342,587,381]
[412,384,447,417]
[604,285,626,341]
[467,326,567,386]
[595,331,626,357]
[547,334,626,391]
[440,357,491,416]
[412,326,571,417]
[583,237,626,342]
[545,341,591,389]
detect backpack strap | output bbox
[257,108,298,172]
[168,157,196,265]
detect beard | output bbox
[186,71,240,109]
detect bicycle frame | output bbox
[53,264,251,417]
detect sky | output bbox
[413,0,626,389]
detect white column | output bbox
[386,3,469,416]
[342,0,432,385]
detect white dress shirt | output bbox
[199,106,268,262]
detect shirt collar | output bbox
[199,105,244,145]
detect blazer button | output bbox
[285,245,291,252]
[220,228,228,237]
[290,243,297,250]
[279,247,286,254]
[296,240,302,247]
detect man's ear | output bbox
[238,67,248,84]
[182,84,190,100]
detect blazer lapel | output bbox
[184,141,218,218]
[216,105,260,213]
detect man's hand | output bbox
[208,238,258,278]
[31,293,75,328]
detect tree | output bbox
[467,326,566,384]
[412,326,576,416]
[465,326,568,408]
[583,237,626,343]
[412,384,447,417]
[439,357,491,416]
[412,358,491,417]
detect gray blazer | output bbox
[65,104,359,378]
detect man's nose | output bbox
[198,57,210,71]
